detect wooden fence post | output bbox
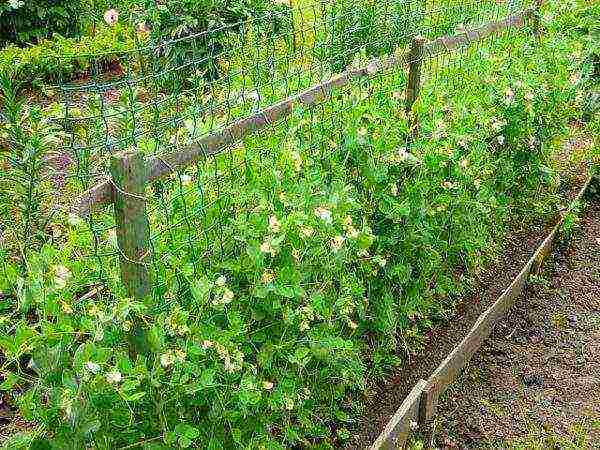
[109,150,152,302]
[405,36,426,139]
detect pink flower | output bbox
[104,9,119,26]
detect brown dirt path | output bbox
[432,198,600,449]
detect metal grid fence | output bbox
[4,0,537,306]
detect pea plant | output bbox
[0,2,588,449]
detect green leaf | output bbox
[121,379,140,392]
[199,369,216,389]
[189,277,211,305]
[178,436,192,448]
[356,230,375,250]
[124,391,146,402]
[0,372,18,391]
[164,431,177,445]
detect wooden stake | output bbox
[405,36,426,138]
[109,150,152,302]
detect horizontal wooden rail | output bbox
[71,8,533,217]
[424,8,534,57]
[71,52,406,216]
[371,176,593,448]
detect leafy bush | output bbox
[139,0,293,87]
[0,24,136,87]
[0,0,84,46]
[0,74,61,250]
[1,28,580,448]
[323,0,422,73]
[0,0,292,89]
[0,2,588,449]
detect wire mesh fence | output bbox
[5,0,537,306]
[0,0,569,446]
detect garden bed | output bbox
[349,160,591,448]
[1,1,599,449]
[432,192,600,448]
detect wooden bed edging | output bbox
[371,176,592,449]
[369,380,427,450]
[71,8,533,217]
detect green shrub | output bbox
[0,0,85,46]
[323,0,422,73]
[0,74,59,249]
[0,25,580,448]
[0,2,588,449]
[0,0,293,90]
[0,24,136,87]
[138,0,292,88]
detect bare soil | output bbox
[432,198,600,449]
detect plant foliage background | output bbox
[0,0,599,449]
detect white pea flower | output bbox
[215,275,227,287]
[8,0,24,9]
[330,235,345,252]
[260,240,277,256]
[160,352,175,367]
[397,147,409,161]
[85,362,101,374]
[314,207,332,223]
[491,118,506,132]
[180,174,193,186]
[247,90,260,102]
[106,370,122,384]
[175,349,186,362]
[346,225,359,239]
[136,21,150,35]
[67,213,84,227]
[53,265,72,289]
[497,135,506,145]
[290,151,302,171]
[268,215,281,233]
[299,226,314,238]
[261,269,275,284]
[569,73,581,85]
[222,288,234,304]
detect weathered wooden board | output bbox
[425,9,533,57]
[371,380,427,450]
[419,256,533,422]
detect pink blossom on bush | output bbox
[104,9,118,26]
